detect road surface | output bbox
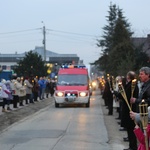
[0,91,128,150]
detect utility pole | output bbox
[42,22,46,62]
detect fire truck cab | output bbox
[54,64,91,108]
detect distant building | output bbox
[0,46,80,70]
[132,34,150,57]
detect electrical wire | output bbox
[0,28,97,38]
[0,28,41,35]
[48,32,95,42]
[0,32,41,39]
[47,29,97,37]
[0,27,98,45]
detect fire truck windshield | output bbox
[57,74,88,86]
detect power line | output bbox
[47,29,97,37]
[0,27,98,46]
[0,27,98,38]
[0,32,41,39]
[0,28,41,35]
[48,33,95,43]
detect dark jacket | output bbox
[102,80,113,100]
[136,79,150,106]
[120,81,139,128]
[32,81,39,93]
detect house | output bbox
[132,34,150,57]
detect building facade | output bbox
[132,34,150,57]
[0,46,80,71]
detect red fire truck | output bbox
[54,64,91,108]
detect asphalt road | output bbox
[0,91,128,150]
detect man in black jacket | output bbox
[130,66,150,107]
[120,71,139,150]
[129,67,150,150]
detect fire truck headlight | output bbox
[56,92,64,97]
[79,92,87,97]
[67,93,71,96]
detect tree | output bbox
[91,54,109,71]
[94,3,135,76]
[95,3,150,76]
[14,51,48,78]
[108,9,134,76]
[117,52,135,76]
[94,3,118,71]
[97,3,118,54]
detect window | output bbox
[2,65,6,70]
[57,74,88,85]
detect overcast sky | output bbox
[0,0,150,64]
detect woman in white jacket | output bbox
[0,79,10,112]
[16,77,26,106]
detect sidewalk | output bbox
[100,94,129,149]
[0,96,52,115]
[0,98,40,115]
[0,97,54,133]
[0,99,27,115]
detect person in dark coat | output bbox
[102,77,113,115]
[130,66,150,108]
[32,78,40,102]
[102,80,109,107]
[120,71,139,150]
[49,79,56,97]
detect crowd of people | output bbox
[100,66,150,150]
[0,66,150,150]
[0,76,56,112]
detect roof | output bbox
[131,34,150,56]
[0,46,79,63]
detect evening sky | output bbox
[0,0,149,64]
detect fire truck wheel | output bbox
[55,101,59,108]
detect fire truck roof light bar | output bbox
[61,64,86,69]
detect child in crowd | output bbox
[130,107,150,150]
